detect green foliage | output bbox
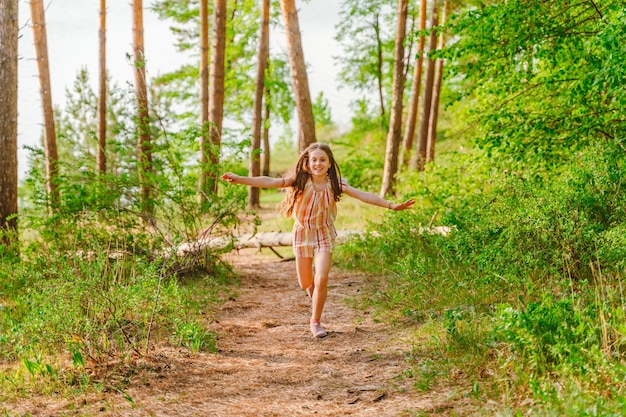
[493,295,600,374]
[491,286,626,415]
[172,319,217,353]
[337,142,626,411]
[0,246,230,399]
[447,145,626,283]
[151,0,296,142]
[335,0,396,118]
[329,109,388,192]
[312,92,332,128]
[447,0,626,169]
[5,81,249,396]
[342,143,626,309]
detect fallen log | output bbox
[73,226,451,261]
[176,226,450,257]
[176,230,362,257]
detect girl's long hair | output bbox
[279,143,343,217]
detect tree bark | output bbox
[30,0,59,208]
[426,0,447,164]
[0,0,19,247]
[248,0,270,208]
[261,91,271,176]
[373,14,386,121]
[200,0,226,200]
[97,0,107,174]
[380,0,409,198]
[199,0,210,204]
[280,0,316,152]
[410,0,438,171]
[401,0,428,167]
[133,0,152,214]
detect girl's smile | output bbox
[308,149,330,177]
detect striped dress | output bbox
[292,178,338,258]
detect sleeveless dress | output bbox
[292,178,338,258]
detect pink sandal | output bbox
[310,319,327,338]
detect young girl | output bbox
[221,143,415,338]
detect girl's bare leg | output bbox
[311,251,332,322]
[296,257,314,295]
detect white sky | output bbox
[16,0,352,180]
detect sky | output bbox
[16,0,353,180]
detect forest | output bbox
[1,0,625,415]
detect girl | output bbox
[221,143,415,338]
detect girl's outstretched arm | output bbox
[342,182,416,211]
[221,172,293,189]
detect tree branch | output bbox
[588,0,604,21]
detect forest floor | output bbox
[5,249,482,417]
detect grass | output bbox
[0,248,234,403]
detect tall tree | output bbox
[248,0,270,208]
[380,0,409,197]
[151,1,295,163]
[0,0,19,247]
[401,0,428,166]
[261,92,271,176]
[97,0,107,174]
[426,0,447,164]
[410,0,438,171]
[280,0,316,152]
[261,59,295,176]
[30,0,59,207]
[200,0,226,200]
[199,0,210,203]
[133,0,153,214]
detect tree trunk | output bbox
[248,0,270,208]
[426,0,447,164]
[261,91,271,176]
[97,0,107,174]
[133,0,152,214]
[30,0,59,208]
[0,0,19,248]
[403,15,416,83]
[380,0,409,198]
[199,0,210,204]
[280,0,316,152]
[373,14,386,121]
[200,0,226,200]
[400,0,428,167]
[410,0,438,171]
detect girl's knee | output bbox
[314,274,329,289]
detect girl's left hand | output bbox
[221,172,240,183]
[390,199,416,211]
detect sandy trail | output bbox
[7,249,466,416]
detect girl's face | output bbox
[308,149,330,177]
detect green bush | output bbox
[336,144,626,411]
[493,295,601,374]
[0,126,245,396]
[0,249,228,363]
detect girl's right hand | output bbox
[221,172,239,183]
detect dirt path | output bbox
[7,249,467,416]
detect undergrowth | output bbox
[0,133,248,402]
[335,144,626,414]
